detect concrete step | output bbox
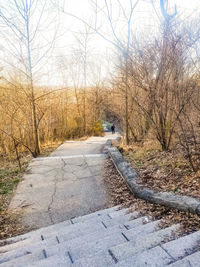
[71,205,121,223]
[161,230,200,260]
[4,229,200,267]
[36,208,132,238]
[57,216,149,245]
[0,219,72,248]
[0,222,103,261]
[45,211,138,241]
[0,219,72,254]
[109,224,180,261]
[0,205,120,253]
[0,211,137,264]
[121,219,161,241]
[72,246,172,267]
[26,254,72,267]
[168,250,200,267]
[0,215,147,263]
[115,245,173,267]
[8,218,159,267]
[0,249,45,267]
[107,208,129,219]
[31,251,114,267]
[116,230,200,267]
[69,230,200,267]
[63,220,162,266]
[23,226,200,267]
[1,232,124,267]
[0,208,134,254]
[44,220,160,262]
[35,210,138,239]
[3,203,200,267]
[2,252,72,267]
[46,231,128,261]
[72,251,114,267]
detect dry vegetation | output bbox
[122,141,200,199]
[107,19,200,218]
[0,84,107,239]
[0,83,106,194]
[0,85,106,161]
[0,0,109,240]
[1,0,200,239]
[109,14,200,173]
[104,159,200,237]
[102,1,200,232]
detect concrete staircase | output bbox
[0,206,200,267]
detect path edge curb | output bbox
[108,146,200,216]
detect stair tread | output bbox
[0,210,138,264]
[0,249,45,267]
[161,230,200,259]
[1,204,199,267]
[71,205,121,223]
[0,207,131,254]
[109,224,180,261]
[0,205,120,249]
[72,251,114,267]
[168,250,200,267]
[26,254,72,267]
[0,217,154,265]
[46,231,127,261]
[116,245,173,267]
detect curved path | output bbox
[9,133,120,229]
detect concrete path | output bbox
[9,133,120,229]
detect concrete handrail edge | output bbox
[108,146,200,216]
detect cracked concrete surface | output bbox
[9,133,120,229]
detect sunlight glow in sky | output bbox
[0,0,200,87]
[51,0,200,86]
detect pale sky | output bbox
[51,0,200,86]
[0,0,200,87]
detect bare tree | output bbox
[0,0,57,156]
[56,0,140,144]
[73,25,94,135]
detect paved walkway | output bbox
[9,133,120,229]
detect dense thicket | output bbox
[0,82,107,160]
[109,18,200,170]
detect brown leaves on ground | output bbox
[104,159,200,237]
[0,211,30,243]
[122,143,200,199]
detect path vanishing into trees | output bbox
[9,133,120,229]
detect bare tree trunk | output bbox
[13,140,21,170]
[25,0,40,156]
[83,42,87,135]
[125,55,129,145]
